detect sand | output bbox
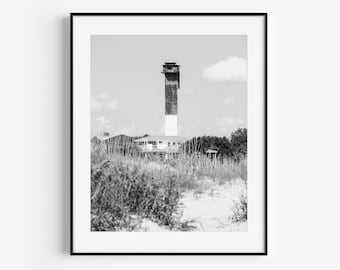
[139,178,247,232]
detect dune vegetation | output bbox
[91,129,247,231]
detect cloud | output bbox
[92,116,141,137]
[94,116,112,131]
[91,94,118,112]
[95,116,110,127]
[91,115,112,136]
[217,116,244,135]
[222,97,235,105]
[202,56,247,82]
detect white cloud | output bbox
[95,116,110,127]
[91,94,118,112]
[92,116,141,137]
[91,115,112,137]
[222,97,235,105]
[202,56,247,82]
[217,116,244,135]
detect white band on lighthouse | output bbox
[165,115,178,136]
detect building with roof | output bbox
[134,136,186,154]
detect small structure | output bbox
[205,149,218,160]
[134,135,185,158]
[91,132,111,144]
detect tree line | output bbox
[182,128,247,161]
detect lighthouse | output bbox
[162,62,180,136]
[134,62,184,156]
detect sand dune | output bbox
[139,178,247,232]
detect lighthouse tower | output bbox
[162,62,180,136]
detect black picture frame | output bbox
[70,12,267,256]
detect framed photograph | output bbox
[71,13,267,255]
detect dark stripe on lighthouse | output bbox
[165,83,178,115]
[162,63,180,115]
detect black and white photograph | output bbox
[90,35,248,232]
[71,14,267,254]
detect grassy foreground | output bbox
[91,152,247,231]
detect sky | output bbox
[91,35,247,138]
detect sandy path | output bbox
[139,178,247,232]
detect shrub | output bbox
[230,193,248,223]
[91,158,181,231]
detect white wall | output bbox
[0,0,340,269]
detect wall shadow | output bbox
[60,16,71,254]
